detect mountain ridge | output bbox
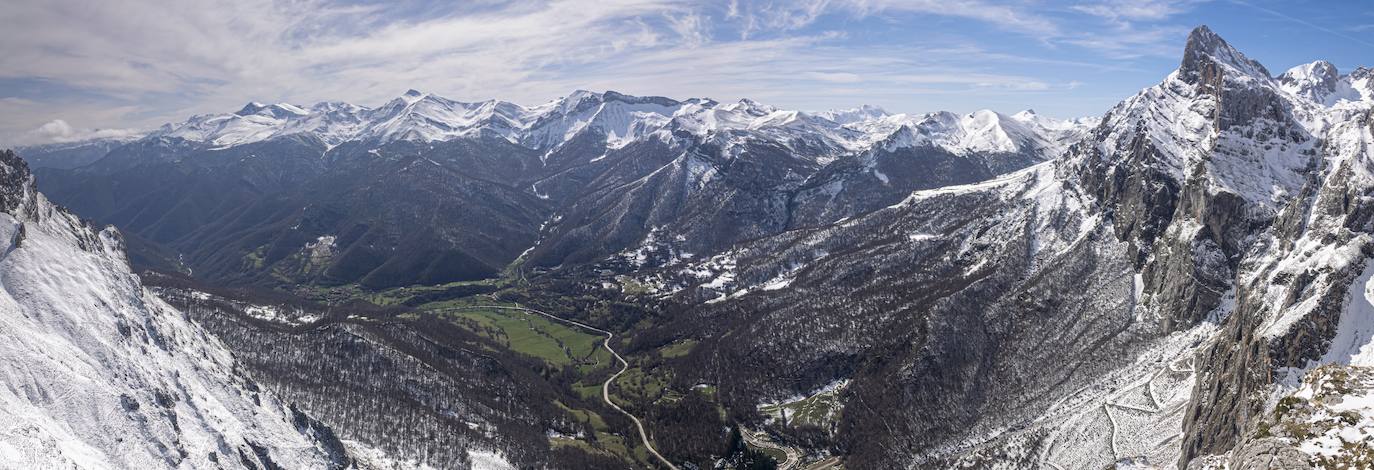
[126,89,1092,164]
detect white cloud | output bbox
[4,119,142,147]
[34,119,73,139]
[0,97,145,147]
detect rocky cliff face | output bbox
[1075,25,1315,334]
[1181,105,1374,463]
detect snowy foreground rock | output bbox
[0,149,349,469]
[1188,365,1374,469]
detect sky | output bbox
[1,0,1371,146]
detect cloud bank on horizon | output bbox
[1,0,1370,146]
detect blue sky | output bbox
[1,0,1370,145]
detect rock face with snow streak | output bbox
[0,149,348,469]
[1076,24,1317,334]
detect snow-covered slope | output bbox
[0,149,345,469]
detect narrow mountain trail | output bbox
[459,305,680,470]
[1040,354,1198,469]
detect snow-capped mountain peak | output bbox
[1279,60,1374,106]
[520,90,683,149]
[846,108,1091,159]
[814,104,889,124]
[1078,24,1325,215]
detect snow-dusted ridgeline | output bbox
[144,89,1093,163]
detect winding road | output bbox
[462,305,680,470]
[741,427,801,470]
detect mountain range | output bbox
[24,86,1091,290]
[5,25,1374,470]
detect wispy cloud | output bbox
[835,0,1061,37]
[1229,0,1374,48]
[721,0,1062,40]
[1073,0,1200,21]
[665,11,712,47]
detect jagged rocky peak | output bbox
[1179,25,1271,84]
[1352,66,1374,84]
[1067,24,1318,334]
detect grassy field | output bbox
[298,278,501,307]
[657,339,698,358]
[759,381,849,429]
[442,306,610,369]
[573,381,603,401]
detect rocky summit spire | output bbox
[1179,25,1271,84]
